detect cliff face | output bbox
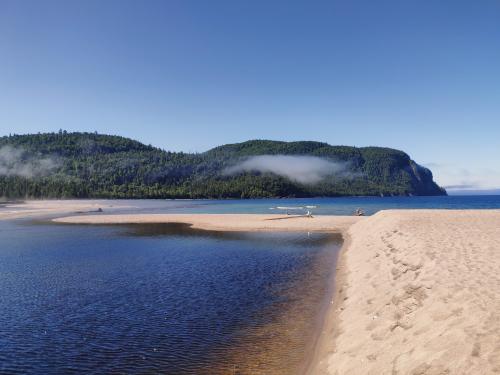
[206,141,446,197]
[408,161,446,196]
[0,133,446,198]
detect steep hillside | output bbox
[0,132,446,198]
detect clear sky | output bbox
[1,0,499,191]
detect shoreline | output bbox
[52,213,362,233]
[2,201,359,374]
[52,212,362,374]
[0,200,130,221]
[305,232,351,375]
[3,201,500,373]
[319,209,500,374]
[56,210,500,374]
[303,232,347,375]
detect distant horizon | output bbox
[447,189,500,196]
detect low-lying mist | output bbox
[224,155,352,184]
[0,145,61,178]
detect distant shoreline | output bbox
[1,193,450,202]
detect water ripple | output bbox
[0,222,341,374]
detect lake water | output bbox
[0,219,341,374]
[42,195,500,217]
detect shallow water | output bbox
[0,220,341,374]
[18,195,498,217]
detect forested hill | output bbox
[0,132,446,199]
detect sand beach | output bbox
[53,212,362,233]
[3,201,500,374]
[312,210,500,375]
[0,200,124,220]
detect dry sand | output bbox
[311,210,500,375]
[7,203,500,374]
[0,200,126,220]
[53,213,361,233]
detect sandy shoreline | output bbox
[53,211,359,374]
[4,202,500,374]
[53,213,362,233]
[0,200,127,220]
[311,210,500,375]
[306,232,352,375]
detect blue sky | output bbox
[1,0,499,191]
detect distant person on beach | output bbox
[354,208,365,216]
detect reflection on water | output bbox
[0,220,341,374]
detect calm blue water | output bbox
[53,195,500,216]
[0,220,341,374]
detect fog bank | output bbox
[224,155,349,184]
[0,145,60,178]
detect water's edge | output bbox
[305,233,352,375]
[301,235,344,375]
[1,216,344,374]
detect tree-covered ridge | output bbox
[0,132,446,199]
